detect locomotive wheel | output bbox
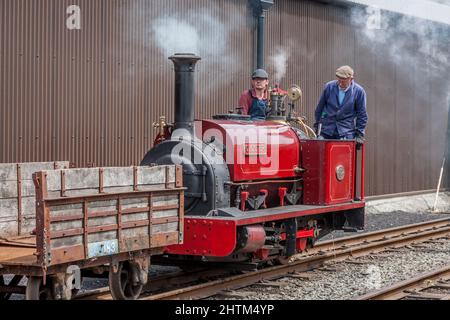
[25,277,54,300]
[109,261,143,300]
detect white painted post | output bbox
[432,157,445,212]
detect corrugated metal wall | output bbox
[1,0,449,196]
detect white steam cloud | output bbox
[351,6,450,69]
[351,6,450,102]
[152,12,228,59]
[351,4,450,176]
[152,18,200,56]
[269,48,290,84]
[347,0,450,26]
[150,10,240,97]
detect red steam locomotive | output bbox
[142,54,365,268]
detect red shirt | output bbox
[238,89,268,115]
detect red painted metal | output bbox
[352,143,357,200]
[201,120,300,182]
[297,238,308,252]
[166,202,364,257]
[280,229,315,241]
[271,86,289,95]
[240,191,249,211]
[254,248,270,260]
[279,228,315,252]
[278,187,287,206]
[327,143,354,203]
[166,218,237,257]
[235,202,365,226]
[236,225,266,253]
[302,140,355,205]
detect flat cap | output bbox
[252,69,269,79]
[336,65,354,79]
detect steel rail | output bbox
[307,217,450,254]
[79,217,450,300]
[75,268,231,300]
[142,221,450,300]
[356,264,450,300]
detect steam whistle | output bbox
[153,116,167,135]
[288,85,302,102]
[286,84,303,119]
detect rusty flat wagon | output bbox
[0,162,184,300]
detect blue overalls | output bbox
[314,80,368,139]
[248,91,268,121]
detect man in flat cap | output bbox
[314,65,368,147]
[238,69,270,120]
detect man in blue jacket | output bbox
[314,66,368,147]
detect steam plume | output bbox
[269,48,290,84]
[152,18,200,56]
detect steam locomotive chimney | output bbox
[251,0,274,69]
[169,53,201,137]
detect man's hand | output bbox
[314,123,322,136]
[355,135,365,149]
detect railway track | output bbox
[77,217,450,300]
[356,265,450,300]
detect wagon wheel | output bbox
[109,261,143,300]
[25,277,54,300]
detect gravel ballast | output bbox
[3,192,450,300]
[212,238,450,300]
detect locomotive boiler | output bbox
[142,54,365,266]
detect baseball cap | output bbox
[252,69,269,79]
